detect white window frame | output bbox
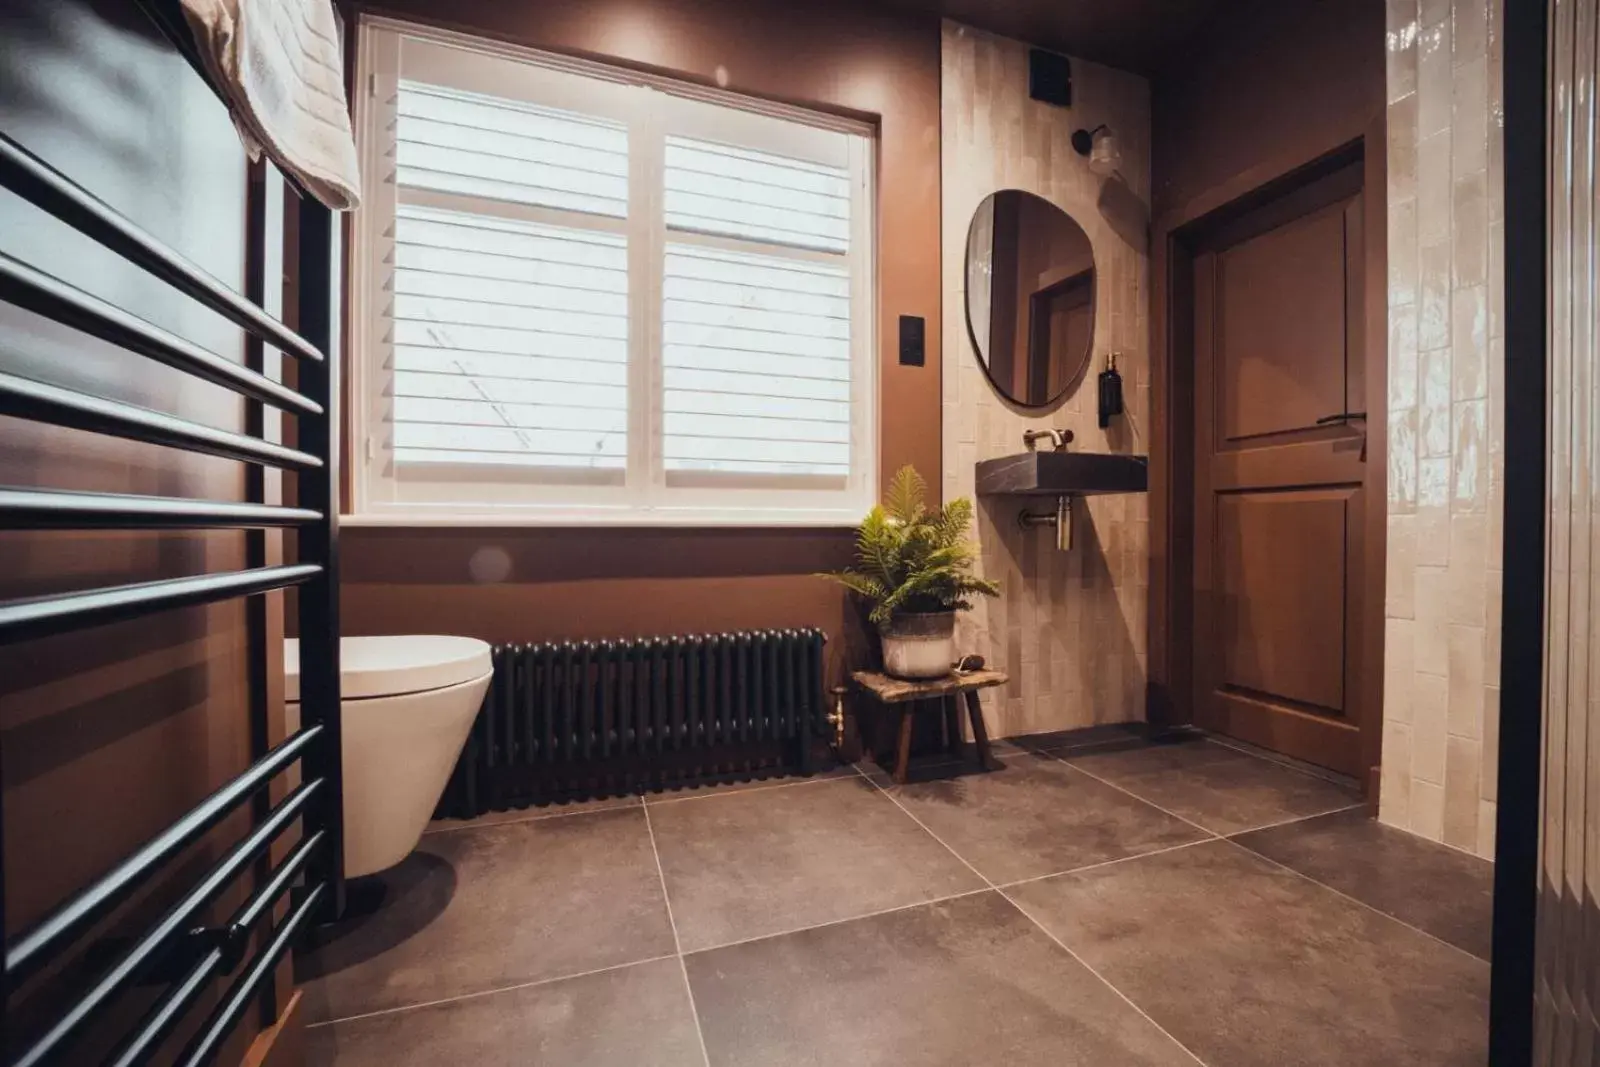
[345,17,878,527]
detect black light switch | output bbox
[898,315,925,366]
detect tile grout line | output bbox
[991,837,1218,892]
[422,797,643,836]
[994,885,1212,1067]
[850,763,996,886]
[1214,836,1491,967]
[685,886,996,957]
[851,764,1212,1067]
[1057,754,1368,843]
[1200,733,1362,789]
[686,832,1230,959]
[641,800,713,1067]
[1036,755,1224,839]
[1221,802,1369,838]
[423,771,858,837]
[304,952,681,1028]
[643,770,855,808]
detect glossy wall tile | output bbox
[1380,0,1503,858]
[940,22,1152,738]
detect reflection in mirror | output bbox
[965,190,1095,408]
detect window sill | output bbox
[338,509,865,529]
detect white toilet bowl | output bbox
[286,635,492,878]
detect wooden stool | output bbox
[851,669,1008,784]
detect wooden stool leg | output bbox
[965,690,998,771]
[894,705,916,785]
[943,695,963,758]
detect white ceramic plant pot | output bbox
[879,611,956,680]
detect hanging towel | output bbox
[179,0,361,210]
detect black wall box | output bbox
[1029,49,1072,107]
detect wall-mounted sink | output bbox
[975,451,1149,497]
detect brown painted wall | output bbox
[336,0,943,667]
[0,1,288,1060]
[1151,0,1386,225]
[1146,0,1386,729]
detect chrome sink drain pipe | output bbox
[1018,494,1073,551]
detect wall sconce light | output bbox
[1071,124,1122,177]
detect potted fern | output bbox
[822,466,1001,679]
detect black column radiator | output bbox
[436,628,828,817]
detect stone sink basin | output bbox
[974,451,1149,496]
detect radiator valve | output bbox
[827,686,849,751]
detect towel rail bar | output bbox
[0,130,324,364]
[0,487,322,529]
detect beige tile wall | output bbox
[1381,0,1503,858]
[941,22,1152,738]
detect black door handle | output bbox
[1315,411,1368,425]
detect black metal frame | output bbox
[1491,0,1548,1063]
[0,5,344,1062]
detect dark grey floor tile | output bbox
[305,957,703,1067]
[1007,840,1488,1067]
[648,776,984,952]
[298,809,676,1022]
[874,754,1211,884]
[1204,734,1363,790]
[426,793,641,833]
[1064,736,1245,777]
[1070,748,1360,835]
[644,763,854,805]
[685,891,1200,1067]
[1009,723,1148,754]
[1233,808,1494,959]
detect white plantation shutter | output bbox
[659,125,857,483]
[662,244,851,477]
[389,206,630,470]
[663,137,851,252]
[352,21,875,523]
[397,82,629,216]
[386,74,631,475]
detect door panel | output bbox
[1217,207,1350,442]
[1216,490,1350,711]
[1192,160,1369,775]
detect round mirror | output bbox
[964,190,1096,408]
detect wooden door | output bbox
[1191,162,1372,776]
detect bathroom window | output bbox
[348,20,876,525]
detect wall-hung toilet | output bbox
[286,635,492,879]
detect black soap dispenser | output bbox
[1097,352,1124,429]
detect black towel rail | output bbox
[0,487,322,529]
[13,786,325,1067]
[0,370,324,470]
[0,564,324,644]
[0,130,325,365]
[0,2,346,1061]
[0,250,320,414]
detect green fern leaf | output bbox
[883,465,927,525]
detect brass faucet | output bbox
[1022,428,1073,451]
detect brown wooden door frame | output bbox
[1147,123,1387,799]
